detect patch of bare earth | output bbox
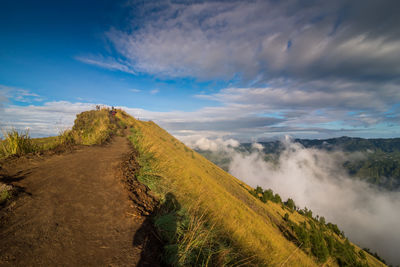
[0,136,162,266]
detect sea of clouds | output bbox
[187,136,400,265]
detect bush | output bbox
[285,198,296,211]
[0,184,12,205]
[0,129,37,157]
[272,193,282,204]
[358,250,366,260]
[327,223,342,237]
[57,130,75,146]
[262,189,274,201]
[310,229,329,262]
[255,186,263,195]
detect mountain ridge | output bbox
[0,109,387,266]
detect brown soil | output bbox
[0,136,162,266]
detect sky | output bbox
[1,0,400,141]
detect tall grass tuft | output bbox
[0,183,13,205]
[0,129,37,157]
[57,130,75,146]
[154,194,244,266]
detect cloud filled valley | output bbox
[189,136,400,265]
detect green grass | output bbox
[0,188,11,205]
[0,129,38,157]
[31,136,59,150]
[154,196,230,266]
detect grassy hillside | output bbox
[2,109,386,266]
[114,110,385,266]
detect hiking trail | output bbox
[0,136,161,266]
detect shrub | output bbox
[310,229,329,262]
[358,250,366,260]
[57,130,75,146]
[255,186,263,195]
[0,129,37,157]
[0,184,12,205]
[263,189,274,201]
[285,198,296,211]
[272,193,282,204]
[327,223,342,237]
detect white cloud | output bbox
[0,85,44,104]
[187,137,239,152]
[199,79,400,112]
[0,99,396,139]
[75,56,136,74]
[71,1,400,138]
[251,142,264,151]
[150,89,159,95]
[104,0,400,81]
[228,139,400,265]
[0,101,96,137]
[129,89,141,93]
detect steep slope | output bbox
[116,111,386,266]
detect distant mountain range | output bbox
[294,136,400,153]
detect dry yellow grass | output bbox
[71,109,117,145]
[117,112,317,266]
[115,110,387,267]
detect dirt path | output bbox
[0,136,161,266]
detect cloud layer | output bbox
[104,0,400,82]
[0,101,95,137]
[2,98,399,140]
[189,137,400,265]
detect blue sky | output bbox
[1,0,400,141]
[0,0,219,111]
